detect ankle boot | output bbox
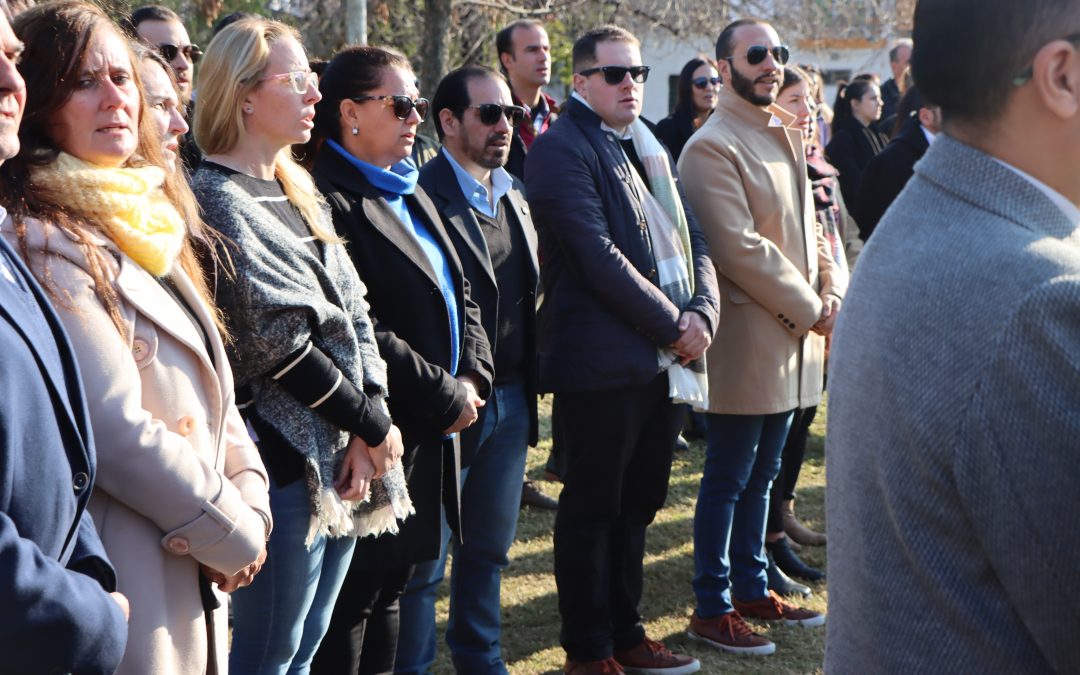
[782,499,826,546]
[767,536,825,582]
[766,548,811,598]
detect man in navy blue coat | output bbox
[0,3,128,672]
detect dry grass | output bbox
[431,397,829,674]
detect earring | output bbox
[351,126,359,136]
[243,106,253,114]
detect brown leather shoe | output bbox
[686,611,775,655]
[782,498,826,546]
[521,479,558,510]
[614,638,700,673]
[564,656,625,674]
[733,590,826,627]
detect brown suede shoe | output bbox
[564,656,626,674]
[686,611,775,655]
[614,638,700,674]
[733,590,826,627]
[782,498,826,546]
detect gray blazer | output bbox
[825,133,1080,674]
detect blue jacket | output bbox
[0,230,127,674]
[524,97,719,393]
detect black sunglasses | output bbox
[158,43,202,64]
[351,95,430,120]
[692,76,722,89]
[725,44,790,66]
[468,103,528,126]
[577,65,651,85]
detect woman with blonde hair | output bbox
[0,2,271,672]
[191,19,411,674]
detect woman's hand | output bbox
[443,375,486,434]
[335,435,377,501]
[367,424,404,478]
[200,546,267,593]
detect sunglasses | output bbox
[158,43,202,64]
[468,103,528,126]
[725,44,790,66]
[352,94,430,120]
[692,76,722,89]
[259,70,319,95]
[577,65,651,85]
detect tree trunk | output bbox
[420,0,452,98]
[345,0,368,45]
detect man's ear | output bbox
[499,50,514,74]
[439,107,459,139]
[717,58,733,87]
[1032,38,1080,120]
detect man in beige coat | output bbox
[678,18,845,656]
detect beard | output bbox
[730,63,777,107]
[476,132,510,169]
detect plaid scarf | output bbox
[626,120,709,408]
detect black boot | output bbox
[767,536,825,582]
[766,548,811,597]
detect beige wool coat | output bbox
[2,217,272,675]
[678,88,847,415]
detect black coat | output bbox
[312,147,494,569]
[523,97,720,394]
[826,116,889,220]
[418,151,540,456]
[880,77,901,124]
[853,116,930,241]
[654,107,697,162]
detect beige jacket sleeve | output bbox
[46,253,266,576]
[680,135,823,333]
[221,402,272,540]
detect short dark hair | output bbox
[888,39,913,63]
[123,4,180,36]
[431,65,502,141]
[912,0,1078,127]
[572,25,638,72]
[313,46,413,145]
[496,19,543,74]
[213,11,258,38]
[715,18,768,61]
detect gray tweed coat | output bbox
[826,133,1080,674]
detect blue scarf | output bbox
[328,140,460,377]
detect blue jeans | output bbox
[692,412,794,617]
[230,478,357,675]
[395,381,529,674]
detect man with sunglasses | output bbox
[526,25,718,675]
[826,1,1080,672]
[393,64,539,675]
[679,18,842,656]
[127,5,200,106]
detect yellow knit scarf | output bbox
[32,153,187,276]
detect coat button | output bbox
[167,537,190,554]
[132,338,149,359]
[177,415,196,436]
[778,313,785,319]
[639,220,647,232]
[72,471,89,494]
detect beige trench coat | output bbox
[3,217,271,675]
[678,88,847,415]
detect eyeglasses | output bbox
[577,65,651,85]
[158,43,202,64]
[351,95,430,120]
[259,70,319,95]
[468,103,528,126]
[724,44,790,66]
[1013,32,1080,86]
[692,76,722,89]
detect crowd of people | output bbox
[2,0,1078,674]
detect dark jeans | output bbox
[311,565,415,675]
[766,405,819,534]
[553,374,684,661]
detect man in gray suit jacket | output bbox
[826,1,1080,672]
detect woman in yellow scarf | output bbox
[0,3,271,673]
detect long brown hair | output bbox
[0,0,222,336]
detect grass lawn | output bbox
[430,397,829,674]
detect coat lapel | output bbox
[432,154,497,289]
[505,187,540,282]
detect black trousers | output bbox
[553,374,684,661]
[766,404,818,534]
[311,564,415,675]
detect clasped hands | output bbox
[669,311,711,366]
[811,294,842,336]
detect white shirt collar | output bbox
[571,91,632,139]
[994,158,1080,224]
[921,126,937,146]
